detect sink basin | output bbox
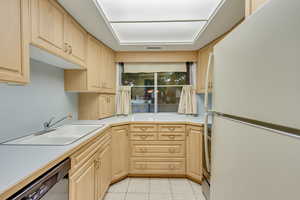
[2,124,104,146]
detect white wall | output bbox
[0,59,78,143]
[197,93,212,116]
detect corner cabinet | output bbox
[112,126,129,182]
[186,126,203,182]
[31,0,87,68]
[79,93,116,120]
[0,0,30,84]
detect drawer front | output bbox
[113,125,129,134]
[130,158,185,174]
[130,132,158,141]
[158,132,185,141]
[130,124,157,132]
[158,125,186,133]
[71,131,111,171]
[131,141,185,157]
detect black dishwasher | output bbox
[8,158,70,200]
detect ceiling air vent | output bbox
[146,46,162,50]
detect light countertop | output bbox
[0,113,204,199]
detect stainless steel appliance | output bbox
[8,159,70,200]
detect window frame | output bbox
[120,63,192,113]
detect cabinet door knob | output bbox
[64,43,68,53]
[169,148,176,153]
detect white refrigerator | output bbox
[205,0,300,199]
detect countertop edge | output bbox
[0,120,203,200]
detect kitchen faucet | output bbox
[43,113,73,130]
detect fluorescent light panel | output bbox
[98,0,222,21]
[95,0,223,44]
[111,22,206,43]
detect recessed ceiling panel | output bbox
[97,0,222,21]
[111,22,206,43]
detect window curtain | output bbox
[178,85,197,115]
[116,86,132,115]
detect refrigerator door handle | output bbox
[204,112,211,172]
[204,52,214,172]
[204,52,214,111]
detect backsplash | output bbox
[0,59,78,143]
[196,93,212,116]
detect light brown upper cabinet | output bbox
[0,0,30,84]
[31,0,87,68]
[99,94,116,119]
[245,0,269,17]
[197,44,213,93]
[78,93,116,120]
[186,126,203,182]
[64,15,87,67]
[100,45,116,93]
[65,35,116,93]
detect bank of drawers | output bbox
[129,124,186,175]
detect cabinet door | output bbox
[245,0,269,16]
[0,0,29,83]
[64,16,87,66]
[112,126,129,181]
[31,0,65,55]
[87,36,101,90]
[197,45,213,93]
[106,49,116,92]
[108,95,116,116]
[186,126,203,182]
[70,157,95,200]
[98,95,107,119]
[95,144,112,200]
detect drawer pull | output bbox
[169,148,176,153]
[169,164,175,170]
[168,127,175,131]
[94,158,101,169]
[140,127,148,131]
[139,164,147,169]
[139,148,148,153]
[140,135,148,139]
[168,135,176,139]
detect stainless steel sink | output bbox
[2,124,104,146]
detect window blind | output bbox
[123,63,187,73]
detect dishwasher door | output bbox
[8,159,70,200]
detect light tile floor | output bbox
[104,178,206,200]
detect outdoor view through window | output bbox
[121,63,190,113]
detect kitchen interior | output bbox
[0,0,299,200]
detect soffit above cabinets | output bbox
[58,0,245,51]
[94,0,223,44]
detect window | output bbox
[121,63,191,113]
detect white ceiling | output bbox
[58,0,245,51]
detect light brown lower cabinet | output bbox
[69,154,96,200]
[111,126,129,182]
[186,125,203,182]
[69,124,203,200]
[95,141,112,200]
